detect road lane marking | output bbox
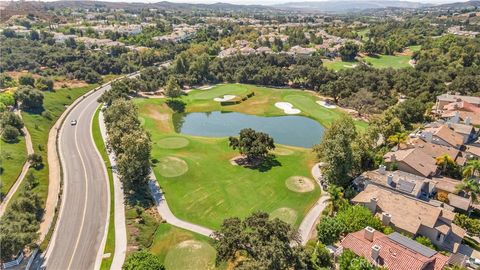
[66,94,102,269]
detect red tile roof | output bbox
[340,229,449,270]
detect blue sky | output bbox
[8,0,470,5]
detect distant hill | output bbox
[423,0,480,10]
[273,0,431,13]
[42,1,275,13]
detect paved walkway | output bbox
[0,111,34,217]
[99,111,127,270]
[298,163,329,245]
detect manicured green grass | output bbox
[356,29,370,42]
[324,54,412,70]
[92,107,116,270]
[363,54,412,69]
[15,85,97,207]
[0,136,27,197]
[323,59,359,71]
[178,84,366,130]
[408,45,422,52]
[149,224,216,270]
[135,84,340,230]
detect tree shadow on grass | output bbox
[236,154,282,172]
[166,99,186,113]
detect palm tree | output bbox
[435,154,455,174]
[463,160,480,179]
[456,178,480,203]
[324,185,346,216]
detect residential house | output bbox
[218,48,238,58]
[384,148,438,177]
[435,94,480,113]
[256,46,273,54]
[352,184,465,252]
[340,227,450,270]
[465,145,480,159]
[288,45,316,56]
[354,166,434,199]
[431,176,471,212]
[409,138,464,166]
[420,124,467,149]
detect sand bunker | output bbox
[271,207,298,225]
[198,85,214,90]
[275,102,301,114]
[285,176,315,193]
[316,100,337,109]
[213,95,236,102]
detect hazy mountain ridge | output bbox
[273,0,432,12]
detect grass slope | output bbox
[92,107,116,270]
[0,136,27,197]
[14,85,97,208]
[149,224,216,270]
[363,54,411,69]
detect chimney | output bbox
[452,111,460,124]
[387,174,394,186]
[368,197,378,213]
[364,226,375,242]
[465,116,471,125]
[382,212,392,226]
[424,131,433,143]
[371,244,381,262]
[379,165,386,175]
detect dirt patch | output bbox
[5,71,40,80]
[177,240,204,249]
[145,104,173,133]
[229,155,264,167]
[53,79,88,89]
[285,176,315,193]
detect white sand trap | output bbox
[275,102,301,114]
[198,85,214,90]
[213,95,236,102]
[316,100,337,109]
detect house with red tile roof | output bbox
[340,227,450,270]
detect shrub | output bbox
[18,75,35,86]
[338,249,374,270]
[317,216,346,245]
[123,251,165,270]
[2,125,20,142]
[415,236,436,250]
[35,77,54,91]
[28,153,43,170]
[454,214,480,236]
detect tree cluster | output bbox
[212,211,327,270]
[316,205,385,246]
[103,97,152,198]
[0,173,42,261]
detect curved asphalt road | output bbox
[45,85,110,270]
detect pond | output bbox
[173,111,325,148]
